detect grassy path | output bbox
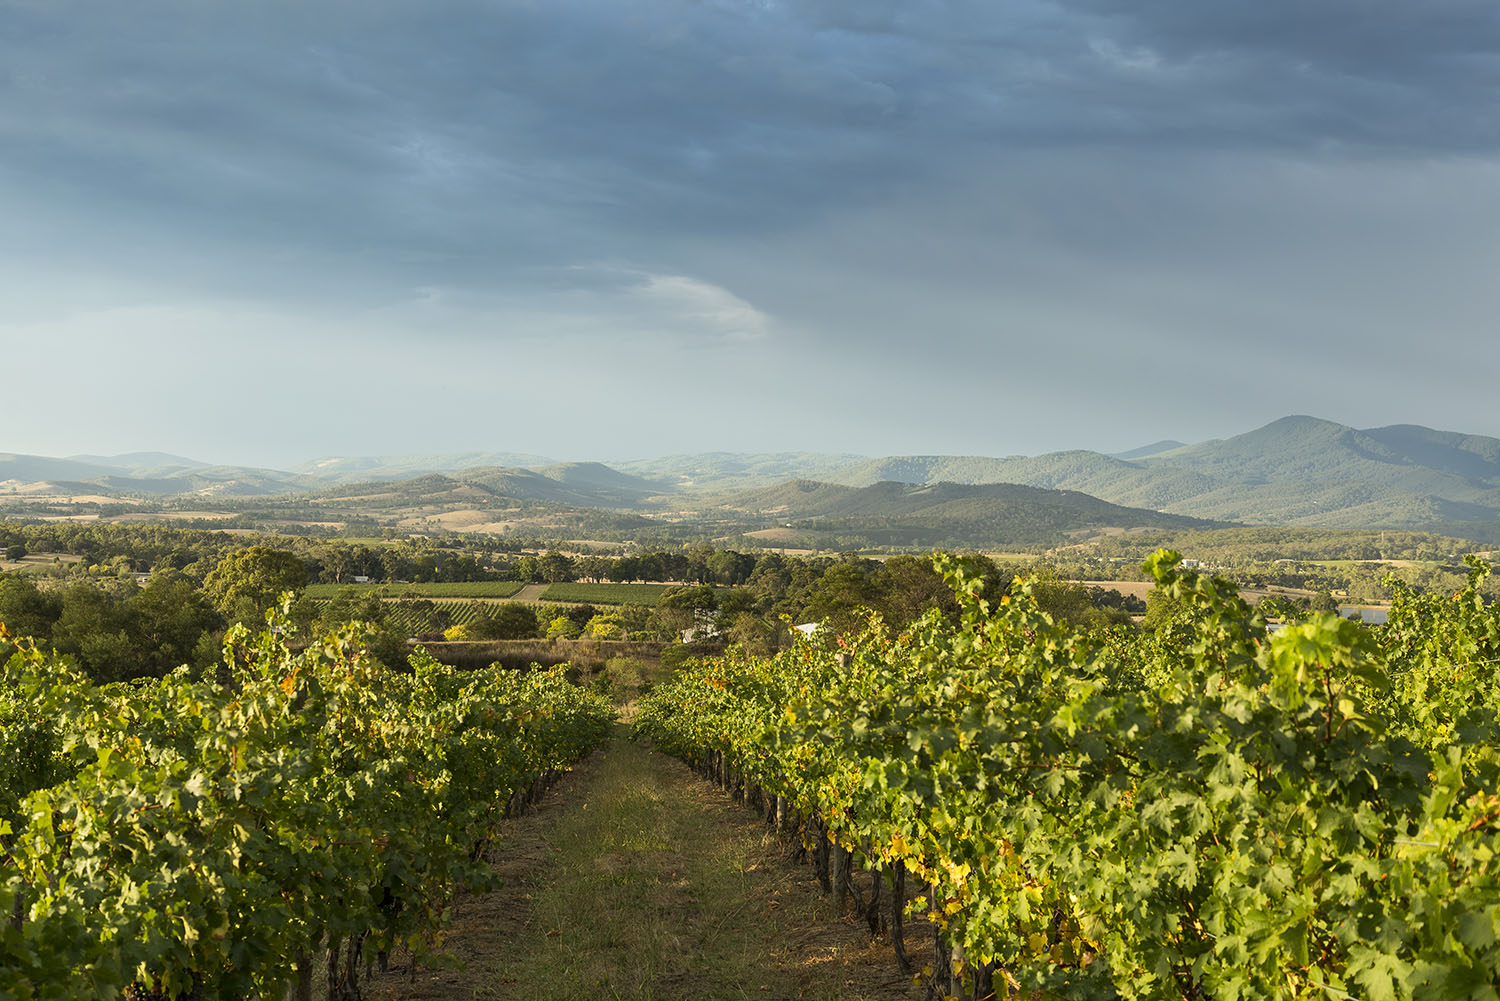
[509,583,551,603]
[365,730,919,1001]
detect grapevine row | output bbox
[0,605,614,1000]
[634,551,1500,1000]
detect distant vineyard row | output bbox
[304,580,526,599]
[311,580,679,607]
[538,582,674,606]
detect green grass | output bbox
[364,730,915,1001]
[539,582,676,606]
[304,580,525,599]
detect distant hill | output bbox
[827,451,1218,511]
[0,453,121,484]
[454,463,662,508]
[287,472,659,537]
[533,462,664,499]
[8,416,1500,540]
[303,464,658,512]
[309,474,502,508]
[1110,440,1186,460]
[824,417,1500,536]
[709,479,1216,548]
[1129,417,1500,528]
[151,465,322,496]
[0,454,316,497]
[613,451,867,491]
[295,451,556,482]
[67,451,211,474]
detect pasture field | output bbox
[1075,579,1155,600]
[303,580,526,599]
[539,582,676,606]
[0,551,84,573]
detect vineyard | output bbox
[4,550,1499,1000]
[635,551,1500,1000]
[0,609,614,1000]
[311,598,541,638]
[375,598,504,637]
[538,582,675,606]
[303,582,527,600]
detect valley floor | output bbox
[365,730,922,1001]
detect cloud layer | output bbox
[3,0,1499,463]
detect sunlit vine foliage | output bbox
[0,603,613,999]
[635,551,1500,1000]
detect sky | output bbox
[4,0,1500,468]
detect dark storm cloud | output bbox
[1055,0,1500,151]
[7,0,1498,270]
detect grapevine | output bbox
[0,604,613,1000]
[635,551,1500,1000]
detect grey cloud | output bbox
[3,1,1500,460]
[7,0,1497,279]
[1053,0,1500,151]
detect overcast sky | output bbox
[4,0,1500,467]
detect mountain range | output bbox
[5,416,1500,542]
[708,478,1215,548]
[823,417,1500,532]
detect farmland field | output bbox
[303,580,526,599]
[539,582,676,606]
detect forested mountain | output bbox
[824,417,1500,535]
[294,451,556,481]
[0,454,317,496]
[1,454,126,483]
[453,464,661,507]
[710,478,1216,548]
[533,462,663,498]
[1109,440,1186,460]
[296,464,663,512]
[67,452,209,473]
[8,417,1500,540]
[827,451,1219,510]
[612,451,868,490]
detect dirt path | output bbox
[365,733,920,1001]
[509,583,551,602]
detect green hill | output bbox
[0,454,319,497]
[0,453,121,483]
[829,451,1217,510]
[10,416,1500,541]
[453,465,660,508]
[613,451,868,491]
[295,451,556,482]
[823,417,1500,537]
[67,451,210,474]
[309,474,501,509]
[711,479,1217,548]
[1110,440,1186,460]
[532,462,664,502]
[1137,417,1500,529]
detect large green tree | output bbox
[202,546,308,618]
[0,573,62,646]
[538,551,576,584]
[471,603,539,640]
[134,581,222,677]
